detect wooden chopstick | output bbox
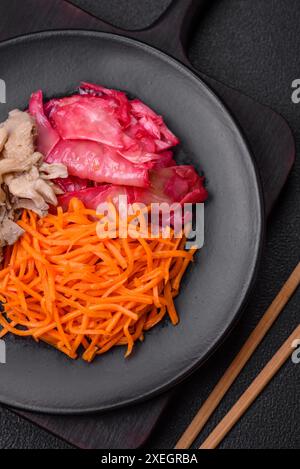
[175,261,300,449]
[200,324,300,449]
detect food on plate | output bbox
[0,82,208,360]
[0,109,67,262]
[0,199,196,361]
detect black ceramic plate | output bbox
[0,31,263,413]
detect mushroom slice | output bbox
[34,178,58,206]
[4,165,60,211]
[2,110,36,160]
[0,152,41,178]
[39,162,68,180]
[5,169,49,212]
[12,199,46,218]
[0,218,24,246]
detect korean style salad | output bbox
[0,83,208,361]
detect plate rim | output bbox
[0,29,265,414]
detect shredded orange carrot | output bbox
[0,199,198,361]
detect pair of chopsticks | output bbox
[175,261,300,449]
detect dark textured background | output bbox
[0,0,299,449]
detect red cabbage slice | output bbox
[55,175,91,193]
[29,90,60,156]
[134,166,208,205]
[79,82,180,163]
[151,151,176,169]
[79,82,131,126]
[47,140,150,188]
[47,95,133,149]
[129,99,179,151]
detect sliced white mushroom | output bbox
[2,109,36,160]
[0,219,24,245]
[0,152,41,177]
[12,199,47,218]
[39,162,68,180]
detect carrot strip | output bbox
[164,281,179,325]
[172,248,197,291]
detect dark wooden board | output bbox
[0,0,295,449]
[12,395,169,449]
